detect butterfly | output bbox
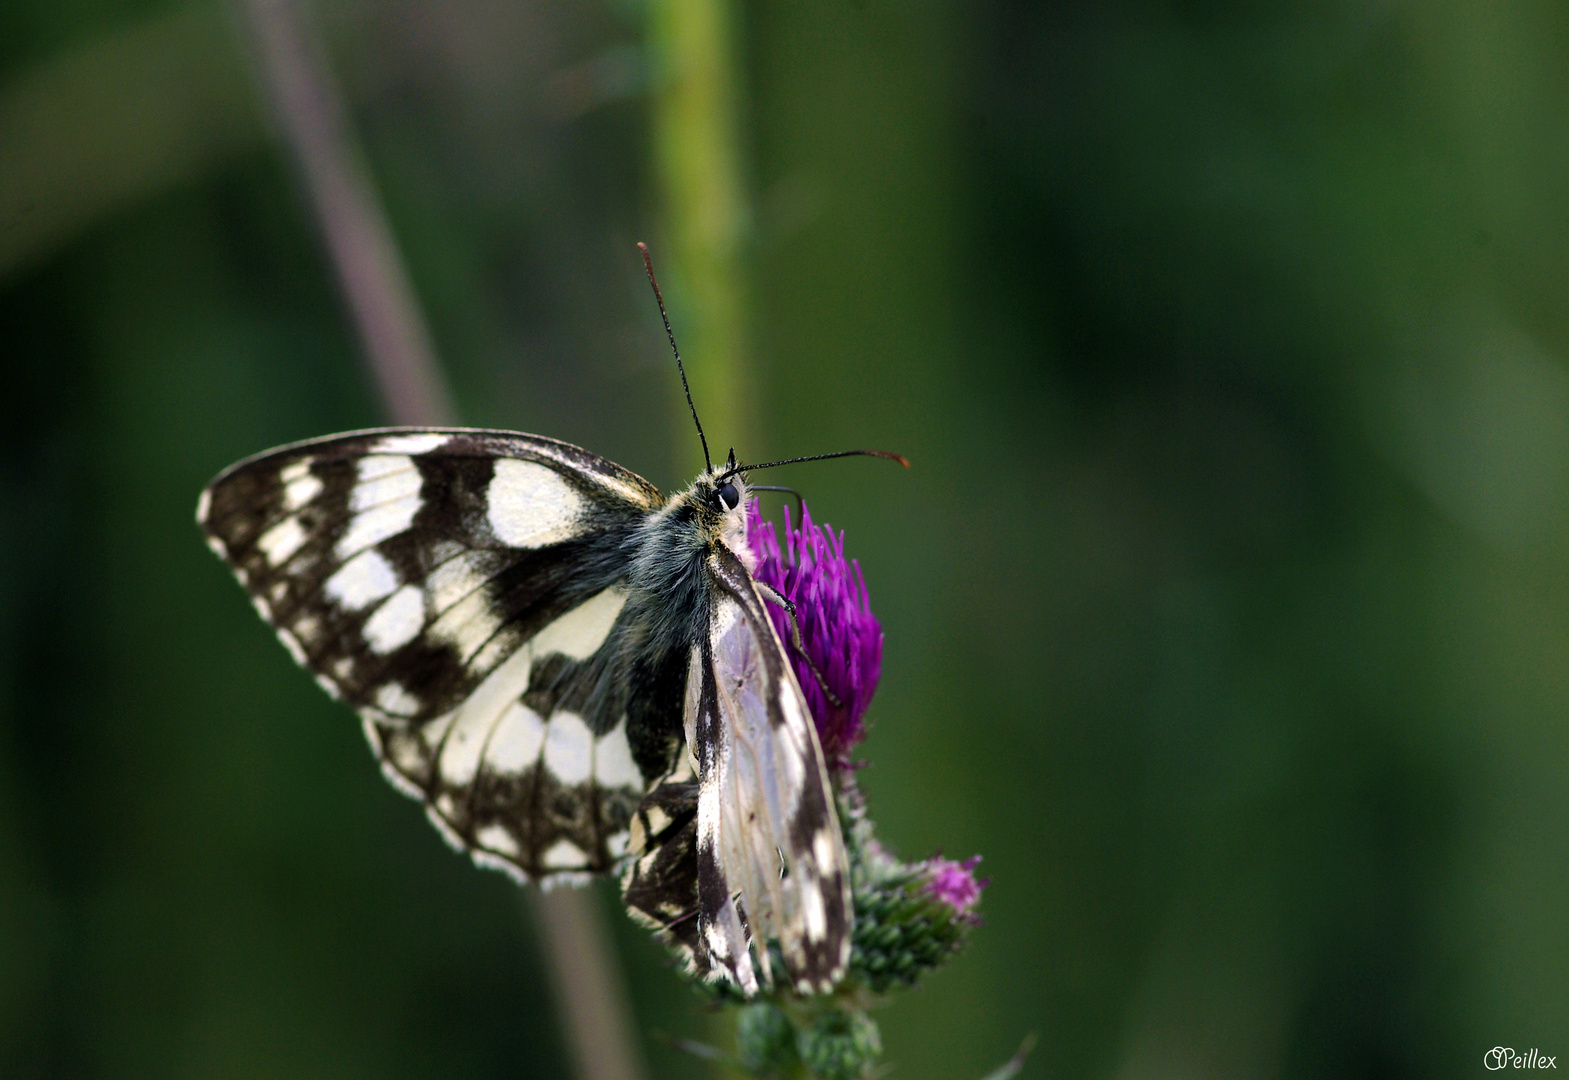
[196,249,901,996]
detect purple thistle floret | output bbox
[747,501,883,766]
[925,856,987,919]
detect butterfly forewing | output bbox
[198,428,664,882]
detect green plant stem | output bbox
[646,3,754,1071]
[647,0,752,473]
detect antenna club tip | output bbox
[868,449,911,468]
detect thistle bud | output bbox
[796,1008,882,1080]
[847,855,987,994]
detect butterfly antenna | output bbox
[721,448,909,482]
[639,242,711,473]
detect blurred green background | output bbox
[4,0,1569,1077]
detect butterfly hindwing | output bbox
[620,772,707,972]
[198,428,667,881]
[691,544,853,994]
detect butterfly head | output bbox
[688,451,752,560]
[713,447,743,512]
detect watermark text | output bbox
[1487,1048,1556,1070]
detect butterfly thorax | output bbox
[624,473,751,661]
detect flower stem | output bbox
[645,3,753,1071]
[646,0,752,470]
[233,4,645,1078]
[230,0,455,426]
[532,887,649,1080]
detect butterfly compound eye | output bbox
[717,481,740,510]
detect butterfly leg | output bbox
[747,484,805,520]
[755,582,844,711]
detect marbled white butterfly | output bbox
[196,249,900,995]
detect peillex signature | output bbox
[1487,1048,1557,1070]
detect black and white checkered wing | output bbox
[197,428,664,883]
[690,545,853,995]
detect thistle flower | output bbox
[747,501,882,765]
[926,855,988,920]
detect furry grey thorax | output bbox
[624,472,751,662]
